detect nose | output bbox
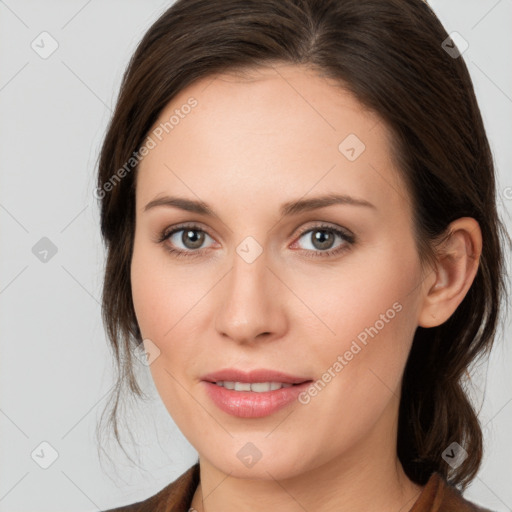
[214,244,287,345]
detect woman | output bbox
[96,0,509,510]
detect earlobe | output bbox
[418,217,482,328]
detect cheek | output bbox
[130,241,203,425]
[291,255,420,454]
[291,243,420,346]
[130,242,164,340]
[130,236,203,341]
[302,242,421,394]
[130,237,214,402]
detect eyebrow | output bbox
[143,193,376,217]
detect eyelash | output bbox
[156,222,355,260]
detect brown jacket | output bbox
[103,463,494,512]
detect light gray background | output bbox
[1,1,511,511]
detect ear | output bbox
[418,217,482,328]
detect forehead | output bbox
[136,63,409,217]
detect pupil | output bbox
[183,229,204,249]
[313,230,334,250]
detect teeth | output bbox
[215,381,293,392]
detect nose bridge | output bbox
[215,237,284,342]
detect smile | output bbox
[214,381,294,392]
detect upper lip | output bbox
[201,368,312,385]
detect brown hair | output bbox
[96,0,510,490]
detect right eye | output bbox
[157,224,217,258]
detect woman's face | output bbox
[131,63,434,480]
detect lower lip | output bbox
[202,381,312,418]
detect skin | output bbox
[130,63,482,512]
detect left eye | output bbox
[293,226,353,254]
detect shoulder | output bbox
[101,463,200,512]
[440,477,495,512]
[412,472,496,512]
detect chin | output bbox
[201,445,313,481]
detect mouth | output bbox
[200,368,314,418]
[210,381,306,392]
